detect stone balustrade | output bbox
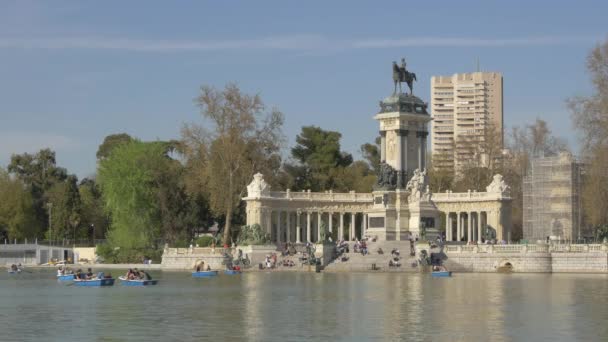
[433,191,510,202]
[445,244,607,254]
[266,191,374,203]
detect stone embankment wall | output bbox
[162,244,336,270]
[444,244,608,273]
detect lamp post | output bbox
[47,203,53,246]
[91,224,95,247]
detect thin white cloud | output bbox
[353,35,600,48]
[0,131,74,164]
[0,34,598,52]
[0,34,333,52]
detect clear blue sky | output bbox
[0,0,605,178]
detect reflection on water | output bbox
[1,270,608,341]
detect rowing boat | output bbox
[431,270,452,277]
[57,274,75,281]
[192,270,218,278]
[118,276,158,286]
[73,278,115,287]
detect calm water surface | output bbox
[1,270,608,342]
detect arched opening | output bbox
[497,261,513,273]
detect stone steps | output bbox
[324,241,420,272]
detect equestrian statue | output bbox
[392,58,417,95]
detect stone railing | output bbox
[265,190,374,203]
[445,244,608,254]
[433,191,510,202]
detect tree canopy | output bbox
[568,38,608,229]
[182,84,284,244]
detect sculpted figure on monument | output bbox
[246,173,270,198]
[374,162,398,190]
[406,168,431,202]
[486,174,510,196]
[392,58,417,95]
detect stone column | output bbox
[265,209,272,238]
[296,211,302,243]
[477,212,483,243]
[421,134,427,170]
[339,212,344,241]
[456,213,461,242]
[350,213,356,241]
[286,211,291,243]
[317,212,322,242]
[380,131,387,162]
[467,212,472,242]
[306,211,312,243]
[402,130,408,176]
[363,214,368,237]
[328,212,333,234]
[445,213,451,241]
[277,211,282,244]
[416,131,427,171]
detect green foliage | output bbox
[595,224,608,242]
[285,126,353,192]
[78,178,109,239]
[183,84,284,244]
[46,175,82,241]
[0,168,41,240]
[8,149,69,237]
[360,137,381,174]
[96,133,134,160]
[195,235,215,247]
[98,140,168,250]
[96,243,162,264]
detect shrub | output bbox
[196,236,215,247]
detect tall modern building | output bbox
[523,152,584,242]
[430,72,503,172]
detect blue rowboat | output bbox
[224,269,242,275]
[118,276,158,286]
[8,270,21,274]
[431,271,452,277]
[192,270,218,278]
[57,274,75,281]
[73,278,115,287]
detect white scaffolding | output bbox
[523,153,583,242]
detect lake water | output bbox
[1,270,608,342]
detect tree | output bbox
[46,174,81,241]
[284,126,353,191]
[453,123,503,191]
[96,133,134,160]
[360,137,381,174]
[568,38,608,228]
[504,119,568,241]
[8,149,69,237]
[98,141,168,253]
[0,168,41,240]
[182,84,284,244]
[78,178,109,240]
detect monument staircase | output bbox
[323,241,420,272]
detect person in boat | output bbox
[85,268,94,280]
[196,261,204,272]
[206,264,211,271]
[57,266,64,276]
[10,264,17,272]
[142,271,151,280]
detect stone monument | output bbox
[367,58,440,241]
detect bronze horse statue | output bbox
[392,59,417,95]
